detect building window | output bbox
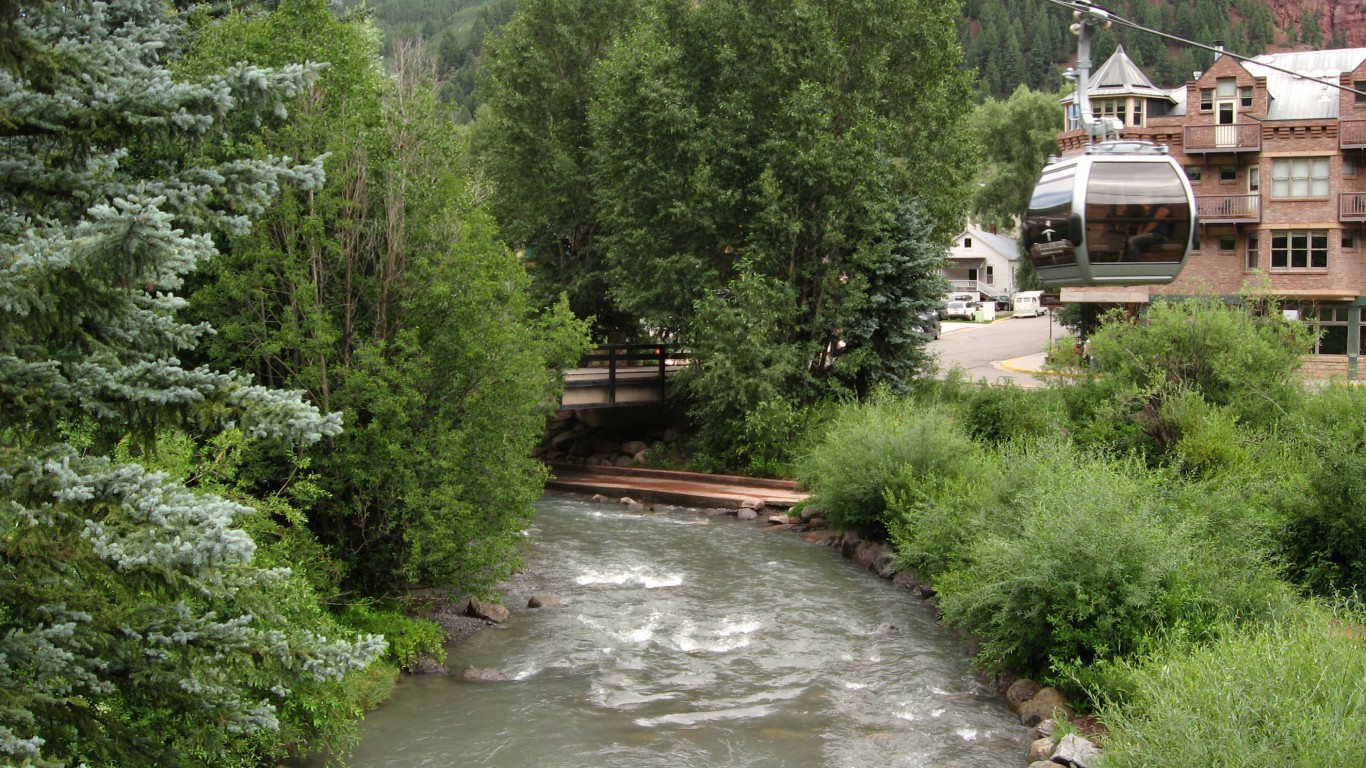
[1240,86,1254,107]
[1271,157,1330,198]
[1270,230,1329,270]
[1219,235,1236,251]
[1093,99,1127,126]
[1133,100,1143,126]
[1220,166,1237,182]
[1300,305,1350,354]
[1217,78,1236,98]
[1346,158,1358,178]
[963,237,972,248]
[1246,233,1259,269]
[1200,88,1213,111]
[1356,81,1366,104]
[1248,165,1260,192]
[1186,166,1203,182]
[985,266,994,284]
[1344,232,1356,249]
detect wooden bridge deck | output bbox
[546,464,807,510]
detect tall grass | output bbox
[1098,604,1366,768]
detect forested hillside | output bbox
[362,0,1356,114]
[351,0,513,119]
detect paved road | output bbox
[928,312,1069,387]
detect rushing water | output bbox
[338,494,1026,767]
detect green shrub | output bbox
[1279,384,1366,595]
[886,465,999,581]
[935,445,1200,678]
[798,398,979,538]
[339,604,446,672]
[961,384,1064,445]
[1097,604,1366,768]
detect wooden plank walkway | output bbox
[545,463,808,510]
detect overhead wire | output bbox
[1043,0,1366,100]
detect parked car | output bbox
[993,295,1013,312]
[944,300,974,320]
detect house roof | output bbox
[1062,46,1177,106]
[1243,48,1366,120]
[957,228,1019,261]
[1165,48,1366,120]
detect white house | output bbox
[945,227,1019,302]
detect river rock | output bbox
[1018,687,1072,727]
[736,508,758,520]
[459,665,509,682]
[740,499,765,511]
[411,655,448,675]
[799,504,823,522]
[767,514,790,525]
[1026,737,1056,764]
[1005,678,1043,713]
[465,598,511,624]
[801,530,837,544]
[1051,733,1101,768]
[527,594,562,608]
[621,440,648,455]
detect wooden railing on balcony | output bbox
[1341,119,1366,148]
[1340,193,1366,221]
[1196,193,1260,222]
[1184,123,1261,153]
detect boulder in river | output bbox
[527,594,562,608]
[466,598,511,624]
[459,665,509,682]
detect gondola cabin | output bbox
[1023,141,1196,288]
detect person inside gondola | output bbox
[1126,201,1173,261]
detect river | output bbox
[336,494,1026,767]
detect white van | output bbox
[1013,290,1045,318]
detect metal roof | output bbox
[1242,48,1366,120]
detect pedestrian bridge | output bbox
[561,344,688,410]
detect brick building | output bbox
[1057,46,1366,377]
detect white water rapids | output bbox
[332,494,1027,767]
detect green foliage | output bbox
[1279,384,1366,596]
[0,0,385,763]
[338,604,445,671]
[1080,297,1313,460]
[798,398,980,538]
[935,446,1179,674]
[971,86,1064,231]
[474,0,642,334]
[185,0,592,594]
[961,384,1064,445]
[1097,604,1366,768]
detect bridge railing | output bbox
[569,344,690,408]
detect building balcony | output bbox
[1340,193,1366,221]
[1183,124,1261,153]
[1341,119,1366,149]
[1196,193,1260,223]
[947,279,1005,297]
